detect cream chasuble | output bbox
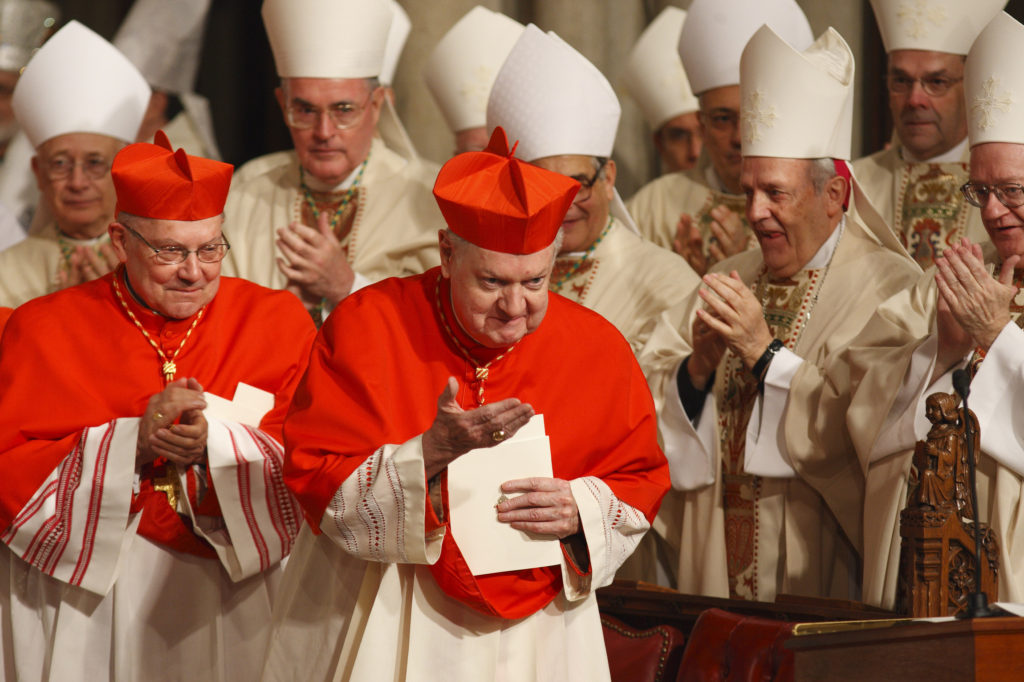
[852,141,988,270]
[222,137,443,294]
[549,218,700,353]
[843,247,1024,609]
[0,222,110,308]
[639,211,920,601]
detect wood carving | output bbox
[897,391,999,617]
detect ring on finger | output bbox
[491,428,508,443]
[153,411,165,422]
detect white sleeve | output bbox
[658,360,717,490]
[179,417,303,581]
[1,419,141,596]
[971,323,1024,477]
[744,347,801,478]
[562,477,651,601]
[318,435,445,565]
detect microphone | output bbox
[952,368,996,618]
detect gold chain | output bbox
[112,273,206,383]
[434,274,518,405]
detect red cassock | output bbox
[0,271,315,566]
[284,267,670,619]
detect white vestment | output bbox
[261,437,650,682]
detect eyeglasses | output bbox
[123,223,231,264]
[43,154,110,181]
[960,182,1024,209]
[285,90,377,131]
[701,108,740,132]
[568,158,609,202]
[887,73,963,97]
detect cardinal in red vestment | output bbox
[262,127,669,682]
[0,131,314,681]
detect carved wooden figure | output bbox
[898,391,999,617]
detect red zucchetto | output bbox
[112,130,234,221]
[432,126,579,254]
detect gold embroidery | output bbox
[896,162,971,269]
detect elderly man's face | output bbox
[698,85,742,193]
[531,154,613,254]
[32,132,122,239]
[741,157,843,279]
[656,111,702,173]
[440,230,553,348]
[110,214,224,319]
[969,142,1024,263]
[276,77,384,187]
[888,50,967,160]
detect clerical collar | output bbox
[302,160,363,193]
[802,215,845,270]
[56,227,109,246]
[900,136,968,164]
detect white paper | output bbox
[447,414,562,576]
[203,382,275,427]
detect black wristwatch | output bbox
[751,338,784,383]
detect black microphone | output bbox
[952,368,996,618]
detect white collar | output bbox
[900,135,968,164]
[303,159,364,192]
[802,215,845,270]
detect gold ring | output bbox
[153,411,164,422]
[491,429,508,443]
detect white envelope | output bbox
[203,382,275,427]
[447,414,562,576]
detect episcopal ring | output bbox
[491,428,508,443]
[153,411,165,422]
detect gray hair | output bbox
[807,157,837,194]
[447,227,565,263]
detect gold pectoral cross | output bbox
[153,461,182,511]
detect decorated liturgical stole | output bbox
[694,190,756,270]
[712,262,829,600]
[895,162,971,270]
[549,218,612,304]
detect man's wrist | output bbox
[751,338,783,383]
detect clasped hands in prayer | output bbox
[687,271,774,390]
[935,238,1021,374]
[673,205,747,275]
[277,210,356,309]
[137,377,208,468]
[422,376,581,539]
[57,242,119,289]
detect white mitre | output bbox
[869,0,1006,55]
[12,21,149,148]
[487,24,619,162]
[262,0,392,78]
[113,0,209,95]
[0,0,57,72]
[423,6,524,134]
[740,25,853,161]
[488,24,638,233]
[380,0,410,86]
[965,12,1024,146]
[622,7,698,131]
[679,0,812,95]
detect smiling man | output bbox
[0,133,314,679]
[222,0,442,324]
[0,21,149,307]
[639,26,919,602]
[626,0,812,273]
[843,11,1024,609]
[852,0,1005,269]
[262,127,668,682]
[486,24,698,354]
